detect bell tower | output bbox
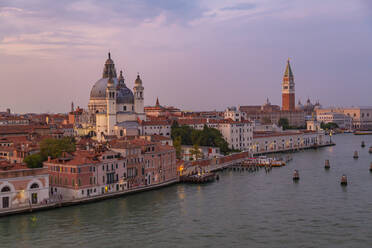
[282,59,295,111]
[106,76,117,135]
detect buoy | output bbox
[340,175,348,186]
[353,151,359,159]
[325,159,330,169]
[361,141,365,148]
[293,169,300,181]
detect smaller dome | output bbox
[116,87,134,104]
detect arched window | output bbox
[1,186,10,192]
[30,183,39,189]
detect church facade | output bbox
[88,53,146,141]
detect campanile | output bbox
[282,59,295,111]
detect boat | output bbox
[353,151,359,159]
[293,170,299,181]
[340,175,347,186]
[325,159,330,169]
[271,160,286,167]
[354,130,372,135]
[369,146,372,154]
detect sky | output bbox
[0,0,371,113]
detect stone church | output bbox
[88,53,146,141]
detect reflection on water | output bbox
[1,134,372,248]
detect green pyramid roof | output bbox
[284,59,293,78]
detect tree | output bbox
[173,136,182,160]
[40,137,76,159]
[278,118,290,130]
[171,124,232,155]
[321,122,339,130]
[24,153,44,168]
[190,143,202,160]
[24,137,76,168]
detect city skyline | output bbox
[1,0,372,113]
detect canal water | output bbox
[1,134,372,248]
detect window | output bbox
[78,179,81,186]
[2,197,9,208]
[1,186,10,192]
[30,183,39,189]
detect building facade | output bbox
[0,162,49,211]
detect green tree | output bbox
[278,118,290,130]
[24,153,44,168]
[173,136,182,160]
[24,137,76,168]
[40,137,76,159]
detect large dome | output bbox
[90,78,134,104]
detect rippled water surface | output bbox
[1,134,372,248]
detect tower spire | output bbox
[156,97,160,106]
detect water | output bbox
[1,134,372,248]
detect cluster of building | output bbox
[0,136,178,211]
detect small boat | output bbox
[353,151,359,159]
[293,170,299,181]
[369,163,372,172]
[361,141,365,148]
[354,130,372,135]
[271,160,286,167]
[369,146,372,154]
[325,159,330,169]
[340,175,347,186]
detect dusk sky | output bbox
[0,0,371,113]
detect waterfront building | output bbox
[316,107,372,130]
[45,150,128,200]
[252,130,326,154]
[0,161,49,211]
[316,112,352,129]
[88,53,146,141]
[110,139,178,188]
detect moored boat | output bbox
[293,170,299,181]
[354,130,372,135]
[325,159,330,169]
[340,175,348,186]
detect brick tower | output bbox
[282,59,295,111]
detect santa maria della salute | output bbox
[86,53,146,141]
